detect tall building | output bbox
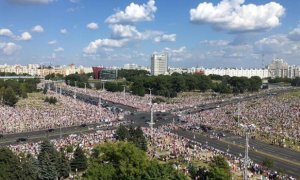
[267,58,300,78]
[151,53,168,76]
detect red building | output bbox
[92,67,104,79]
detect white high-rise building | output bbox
[151,53,168,76]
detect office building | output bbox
[151,53,168,76]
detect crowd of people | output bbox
[60,83,232,112]
[178,94,300,149]
[0,91,122,134]
[9,129,116,158]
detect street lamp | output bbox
[239,123,256,180]
[122,85,127,98]
[148,88,154,130]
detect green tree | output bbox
[38,140,59,178]
[38,152,58,180]
[20,154,39,180]
[116,125,129,141]
[128,126,147,151]
[131,80,145,96]
[0,148,23,180]
[143,160,187,180]
[85,141,149,179]
[248,76,262,92]
[70,146,88,172]
[208,156,231,180]
[3,87,18,106]
[57,149,70,179]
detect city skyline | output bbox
[0,0,300,68]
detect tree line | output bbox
[129,72,263,97]
[0,79,40,106]
[63,70,263,98]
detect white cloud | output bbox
[8,0,54,5]
[190,0,285,32]
[0,28,14,37]
[54,47,64,52]
[154,34,176,42]
[86,22,99,30]
[83,39,128,54]
[110,24,141,39]
[162,46,192,61]
[60,29,68,34]
[200,40,230,46]
[18,32,32,41]
[48,40,57,45]
[0,42,20,55]
[105,0,157,24]
[31,25,44,33]
[288,28,300,41]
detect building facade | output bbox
[267,58,299,78]
[151,53,168,76]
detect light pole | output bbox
[102,81,105,91]
[122,85,126,98]
[239,123,256,180]
[73,81,77,100]
[148,88,154,130]
[98,94,102,120]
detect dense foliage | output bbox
[127,73,262,97]
[0,79,40,106]
[85,141,187,180]
[117,69,150,81]
[116,125,147,151]
[45,73,64,81]
[291,77,300,86]
[44,96,58,104]
[65,73,91,88]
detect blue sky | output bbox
[0,0,299,68]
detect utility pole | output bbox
[74,81,77,100]
[98,94,102,119]
[122,85,126,98]
[102,81,105,91]
[55,82,58,94]
[59,86,62,97]
[237,102,241,124]
[244,131,249,180]
[148,88,154,130]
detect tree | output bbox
[248,76,262,92]
[70,146,88,172]
[3,87,18,106]
[143,160,187,180]
[85,141,149,179]
[38,140,59,179]
[291,77,300,86]
[85,142,187,180]
[208,156,231,180]
[116,125,129,141]
[129,126,147,151]
[57,149,70,179]
[131,80,145,96]
[0,148,23,180]
[20,154,39,180]
[38,152,58,180]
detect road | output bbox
[1,85,299,177]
